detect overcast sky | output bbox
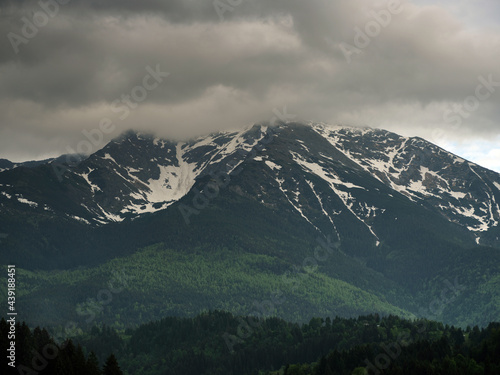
[0,0,499,172]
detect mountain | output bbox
[0,122,499,328]
[0,157,53,172]
[0,159,14,172]
[2,123,499,241]
[0,154,88,173]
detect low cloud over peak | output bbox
[0,0,499,171]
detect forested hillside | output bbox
[13,243,413,329]
[2,310,499,374]
[0,318,123,375]
[70,311,499,375]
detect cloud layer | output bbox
[0,0,499,170]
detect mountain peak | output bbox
[111,129,156,144]
[1,121,500,247]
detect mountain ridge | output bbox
[1,121,499,328]
[1,122,499,238]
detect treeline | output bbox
[3,312,499,375]
[0,318,123,375]
[268,323,500,375]
[73,311,499,375]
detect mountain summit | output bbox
[2,122,498,241]
[1,122,499,327]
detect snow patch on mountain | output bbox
[80,168,101,193]
[219,126,259,156]
[358,202,385,219]
[119,143,200,216]
[97,203,124,222]
[1,191,12,199]
[265,160,282,171]
[69,215,91,225]
[275,176,320,232]
[102,153,118,164]
[291,150,379,244]
[306,179,340,238]
[332,187,380,246]
[17,197,38,208]
[291,151,364,190]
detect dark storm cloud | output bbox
[0,0,499,164]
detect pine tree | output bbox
[103,354,123,375]
[73,344,88,375]
[87,351,102,375]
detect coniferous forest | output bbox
[2,311,499,375]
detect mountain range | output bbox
[0,122,499,329]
